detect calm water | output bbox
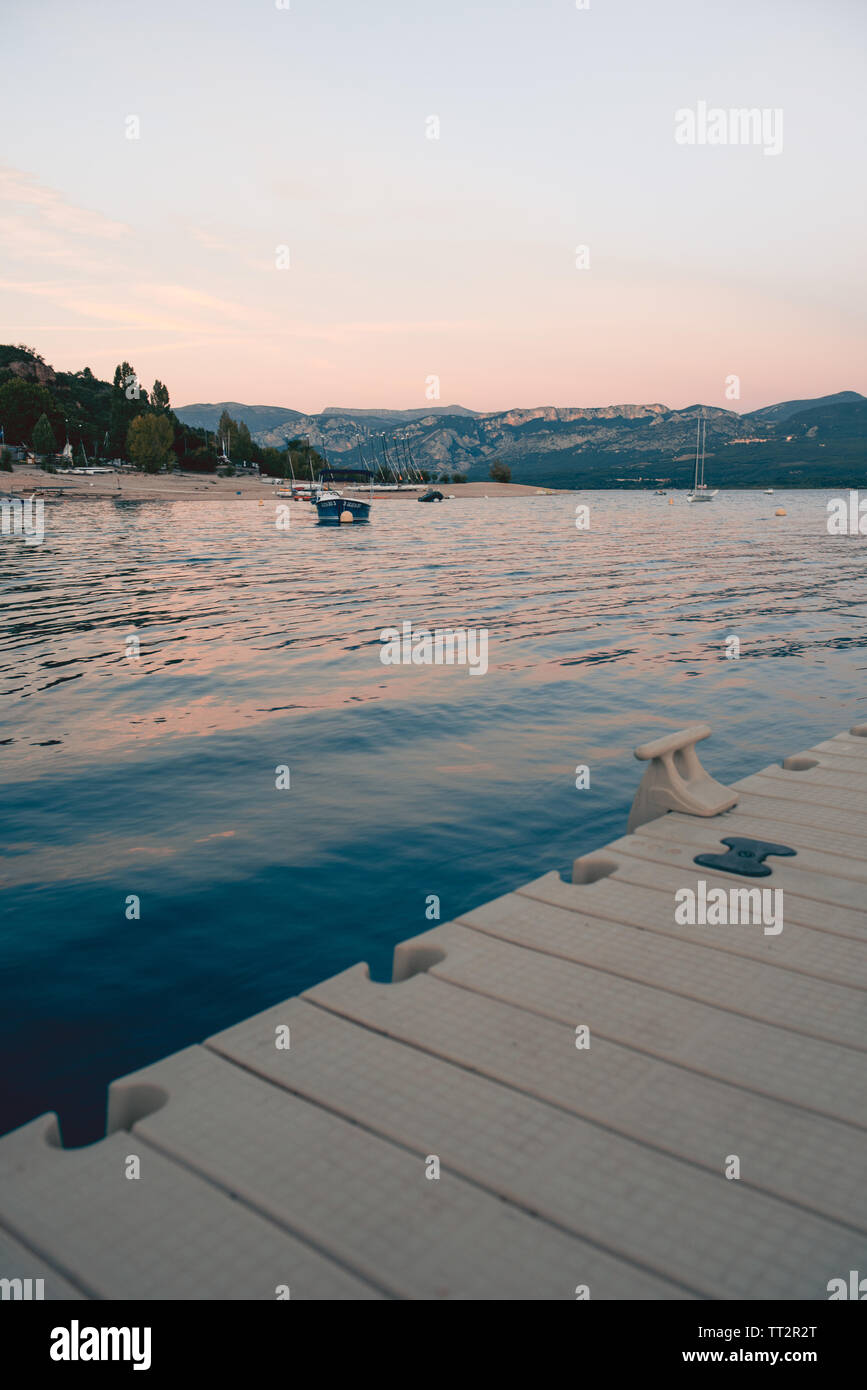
[1,489,865,1142]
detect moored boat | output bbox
[686,411,718,503]
[314,467,373,524]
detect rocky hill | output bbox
[176,394,867,487]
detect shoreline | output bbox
[3,466,558,502]
[3,466,852,502]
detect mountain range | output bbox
[176,391,866,488]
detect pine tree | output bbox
[32,412,56,459]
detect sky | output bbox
[1,0,865,414]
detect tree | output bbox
[151,379,171,414]
[0,446,12,472]
[235,421,253,462]
[127,413,175,472]
[110,360,148,454]
[32,412,57,458]
[0,378,58,442]
[259,447,287,477]
[216,409,236,458]
[183,447,218,473]
[489,460,511,483]
[215,410,255,463]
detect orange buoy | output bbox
[775,508,786,516]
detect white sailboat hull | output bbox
[687,489,718,503]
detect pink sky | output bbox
[2,0,865,414]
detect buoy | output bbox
[668,498,674,505]
[339,510,354,523]
[258,500,263,506]
[775,508,786,516]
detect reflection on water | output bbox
[1,491,865,1140]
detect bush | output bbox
[0,446,12,472]
[452,472,467,484]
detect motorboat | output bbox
[313,468,373,524]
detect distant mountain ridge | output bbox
[176,391,867,487]
[176,402,305,433]
[177,402,477,432]
[743,391,864,425]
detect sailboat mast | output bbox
[700,414,706,488]
[384,434,398,484]
[693,412,701,492]
[403,432,420,483]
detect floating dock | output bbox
[1,726,865,1300]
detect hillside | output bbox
[174,402,306,433]
[743,391,865,426]
[179,393,867,488]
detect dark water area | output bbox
[1,489,865,1143]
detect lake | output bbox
[1,489,864,1143]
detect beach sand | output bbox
[5,467,558,502]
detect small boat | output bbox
[418,488,444,502]
[314,467,373,524]
[686,411,718,503]
[764,487,774,494]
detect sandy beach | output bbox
[4,466,558,502]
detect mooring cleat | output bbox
[627,724,738,833]
[693,835,797,878]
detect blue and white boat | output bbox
[314,468,373,524]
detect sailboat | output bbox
[686,411,718,503]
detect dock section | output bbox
[1,727,865,1299]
